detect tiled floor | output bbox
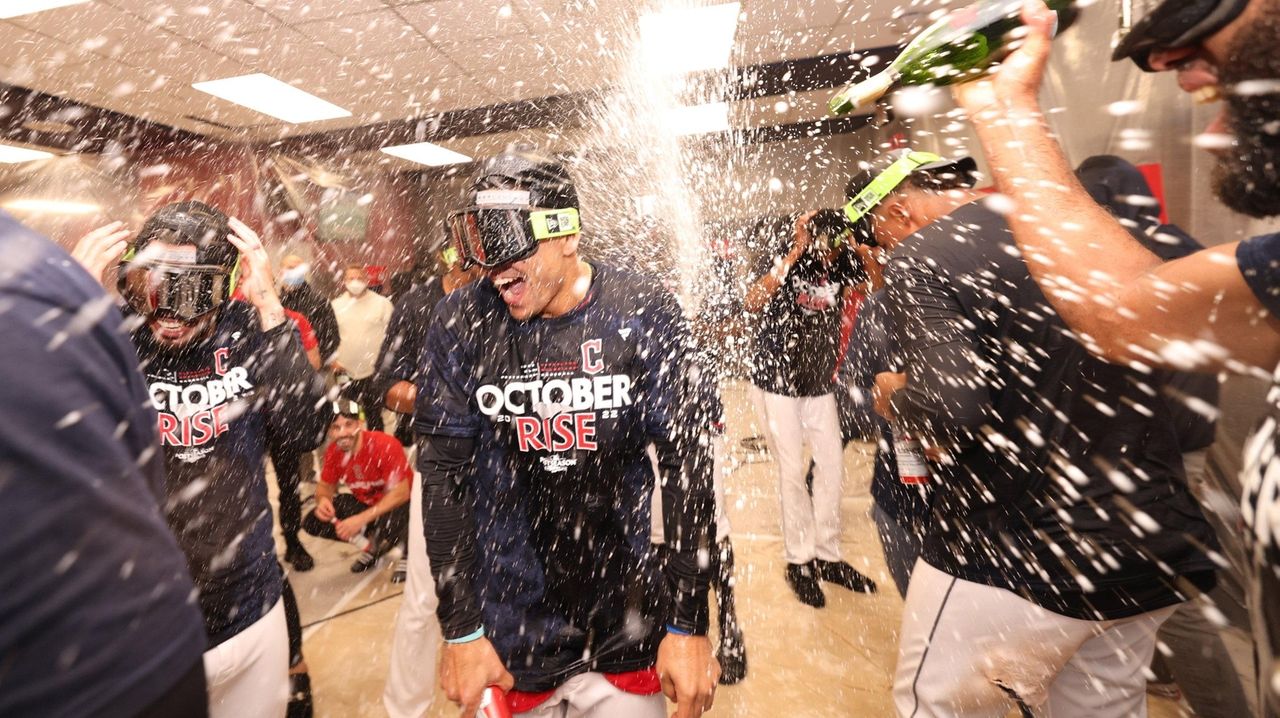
[275,381,1195,717]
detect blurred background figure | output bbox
[332,264,393,431]
[279,254,340,365]
[379,237,478,718]
[0,212,209,717]
[376,238,481,447]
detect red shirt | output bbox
[320,430,410,506]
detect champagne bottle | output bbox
[829,0,1079,115]
[892,426,931,485]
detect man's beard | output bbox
[1214,0,1280,217]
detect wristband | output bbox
[445,626,485,644]
[665,624,691,636]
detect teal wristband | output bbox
[445,626,485,644]
[665,624,691,636]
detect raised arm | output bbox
[744,212,815,313]
[952,0,1280,373]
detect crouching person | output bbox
[303,400,411,580]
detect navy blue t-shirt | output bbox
[131,300,328,647]
[414,264,716,691]
[0,214,206,717]
[1239,232,1280,317]
[750,222,864,397]
[887,202,1218,621]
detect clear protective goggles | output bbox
[120,242,240,322]
[445,205,581,270]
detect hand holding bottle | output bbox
[831,0,1073,115]
[440,638,514,717]
[952,0,1060,118]
[873,371,908,422]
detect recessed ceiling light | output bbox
[639,3,740,74]
[0,0,90,19]
[380,142,472,167]
[191,73,351,124]
[665,103,731,136]
[0,144,55,164]
[2,199,100,214]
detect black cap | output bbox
[844,153,979,201]
[132,200,236,269]
[1112,0,1249,71]
[468,143,579,210]
[331,399,362,419]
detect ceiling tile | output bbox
[511,0,640,36]
[336,75,491,117]
[397,0,529,43]
[435,35,556,76]
[109,0,277,41]
[295,9,423,58]
[352,43,464,82]
[222,26,339,73]
[127,38,247,83]
[0,23,86,90]
[247,0,387,22]
[9,4,163,61]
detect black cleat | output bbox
[285,544,314,572]
[785,563,826,608]
[287,673,313,718]
[814,559,878,594]
[350,550,376,573]
[390,558,407,584]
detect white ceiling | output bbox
[0,0,914,147]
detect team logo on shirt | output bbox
[792,275,840,315]
[148,347,255,463]
[475,340,633,454]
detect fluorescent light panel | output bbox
[639,2,740,74]
[665,102,730,136]
[0,144,55,163]
[192,73,350,124]
[0,0,89,19]
[3,199,100,214]
[381,142,472,167]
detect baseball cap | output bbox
[1112,0,1249,71]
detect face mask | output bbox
[345,280,368,296]
[280,263,309,288]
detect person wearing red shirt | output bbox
[303,400,411,580]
